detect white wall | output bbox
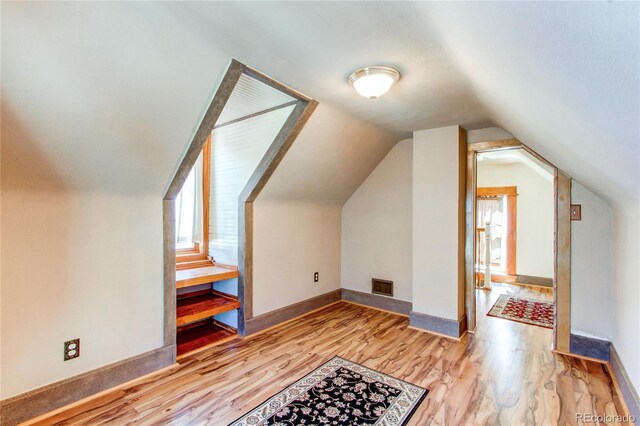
[252,200,342,316]
[476,161,554,278]
[570,181,613,340]
[412,126,464,320]
[2,5,400,401]
[251,103,398,316]
[612,201,640,393]
[341,139,413,302]
[0,188,163,399]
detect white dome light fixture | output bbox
[348,66,401,100]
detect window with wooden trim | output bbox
[476,186,517,276]
[175,136,211,256]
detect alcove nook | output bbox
[164,60,317,356]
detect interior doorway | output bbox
[473,147,555,348]
[465,139,572,352]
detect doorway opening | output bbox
[473,148,555,349]
[465,139,572,352]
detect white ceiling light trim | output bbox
[348,66,401,100]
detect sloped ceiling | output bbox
[418,2,639,208]
[2,2,638,207]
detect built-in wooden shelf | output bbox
[176,290,240,326]
[176,253,209,264]
[177,320,236,356]
[176,259,215,271]
[176,265,239,289]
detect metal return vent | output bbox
[372,278,393,297]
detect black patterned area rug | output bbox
[229,356,428,426]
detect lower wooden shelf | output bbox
[177,321,236,356]
[176,290,240,327]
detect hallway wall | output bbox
[476,161,554,278]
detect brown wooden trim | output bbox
[506,193,517,275]
[467,139,521,152]
[554,171,571,352]
[201,135,211,257]
[176,242,200,254]
[516,274,553,287]
[0,346,175,425]
[409,311,467,339]
[457,127,467,321]
[406,325,466,342]
[522,144,557,170]
[569,333,610,361]
[213,262,237,269]
[163,198,177,346]
[175,259,214,271]
[465,146,478,331]
[176,253,208,263]
[340,289,412,316]
[609,344,640,421]
[8,364,180,426]
[244,289,341,335]
[477,186,517,196]
[552,349,607,364]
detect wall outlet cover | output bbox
[64,338,80,361]
[314,272,319,282]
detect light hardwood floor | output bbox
[29,286,626,425]
[475,282,554,354]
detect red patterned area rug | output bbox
[487,294,554,329]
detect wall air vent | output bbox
[372,278,393,297]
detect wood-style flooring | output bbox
[475,282,554,353]
[28,284,626,425]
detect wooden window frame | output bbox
[175,135,211,260]
[476,186,517,276]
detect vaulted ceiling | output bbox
[2,2,638,207]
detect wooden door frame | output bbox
[465,139,571,351]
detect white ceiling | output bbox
[2,1,638,208]
[156,1,489,135]
[477,149,554,181]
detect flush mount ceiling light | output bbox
[348,66,401,100]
